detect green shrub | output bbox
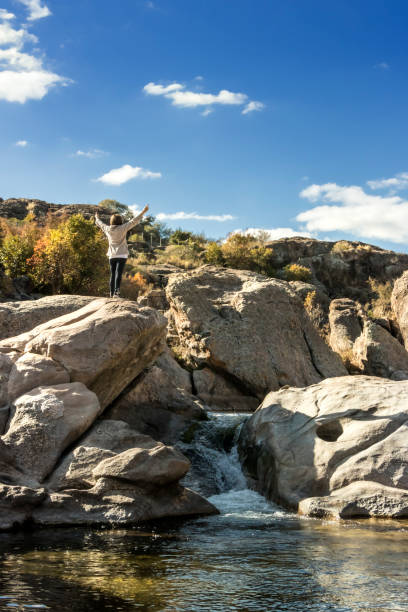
[221,233,275,275]
[205,241,224,266]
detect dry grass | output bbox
[332,240,374,255]
[366,278,393,319]
[155,245,203,269]
[121,271,153,300]
[283,263,312,282]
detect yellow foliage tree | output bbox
[28,215,107,294]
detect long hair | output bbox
[110,214,123,226]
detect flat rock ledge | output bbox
[238,375,408,519]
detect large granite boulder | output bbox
[329,298,408,377]
[33,478,215,527]
[166,267,346,399]
[0,297,216,529]
[2,383,100,484]
[238,376,408,519]
[104,350,206,444]
[0,295,95,341]
[0,298,167,410]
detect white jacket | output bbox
[95,212,144,259]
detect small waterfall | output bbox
[178,411,289,520]
[178,412,248,498]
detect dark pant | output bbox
[109,258,127,295]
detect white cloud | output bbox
[298,181,408,243]
[144,82,183,96]
[16,0,51,21]
[201,108,213,116]
[95,164,162,186]
[231,227,312,240]
[242,100,265,115]
[0,47,42,70]
[156,211,235,222]
[0,9,15,20]
[15,139,28,146]
[74,149,108,159]
[367,172,408,191]
[0,20,37,46]
[0,7,70,103]
[0,70,69,103]
[143,81,264,114]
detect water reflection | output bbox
[0,514,407,611]
[1,411,408,611]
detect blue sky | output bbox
[1,0,408,249]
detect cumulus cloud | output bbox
[0,9,15,20]
[143,81,264,114]
[0,70,69,102]
[242,101,265,115]
[15,139,28,146]
[95,164,162,186]
[156,211,235,222]
[0,19,37,46]
[231,227,312,240]
[201,108,213,117]
[0,7,70,103]
[73,148,108,159]
[16,0,51,21]
[367,172,408,191]
[298,182,408,243]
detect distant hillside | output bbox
[0,197,112,224]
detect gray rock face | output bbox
[193,368,259,412]
[0,484,46,530]
[166,267,347,398]
[329,298,408,377]
[265,237,408,303]
[47,420,165,491]
[0,298,167,410]
[392,271,408,347]
[238,376,408,518]
[37,418,216,526]
[0,299,216,529]
[0,295,95,341]
[105,350,206,444]
[33,481,215,527]
[2,383,100,483]
[329,298,363,356]
[7,352,70,402]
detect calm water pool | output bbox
[0,414,407,611]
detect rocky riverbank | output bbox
[0,261,408,528]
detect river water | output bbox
[0,413,407,611]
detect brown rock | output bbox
[193,367,259,412]
[166,267,346,398]
[105,350,205,444]
[0,298,167,410]
[0,295,95,341]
